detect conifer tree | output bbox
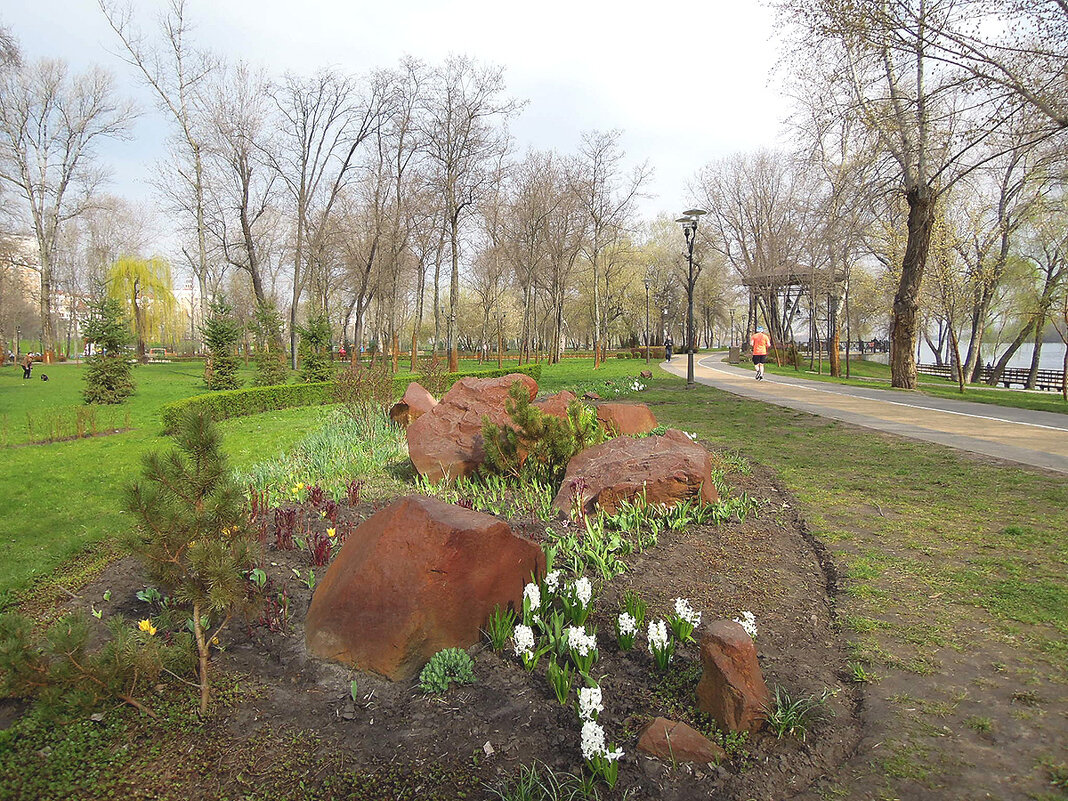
[296,312,333,383]
[126,410,260,716]
[250,303,289,387]
[82,296,135,404]
[203,297,242,390]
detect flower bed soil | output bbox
[52,459,862,800]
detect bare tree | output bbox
[0,57,134,360]
[100,0,216,338]
[267,67,388,366]
[569,130,649,368]
[422,56,519,372]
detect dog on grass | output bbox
[40,374,48,381]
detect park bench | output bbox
[917,363,1065,391]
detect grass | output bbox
[750,355,1068,415]
[0,362,326,608]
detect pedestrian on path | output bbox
[750,327,771,380]
[664,335,673,362]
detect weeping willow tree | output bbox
[106,257,179,361]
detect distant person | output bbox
[750,326,772,380]
[21,355,32,379]
[664,335,674,362]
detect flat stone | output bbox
[695,619,771,733]
[305,495,544,680]
[637,717,727,764]
[553,429,718,517]
[533,390,577,420]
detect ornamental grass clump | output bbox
[668,598,702,643]
[126,410,262,716]
[418,648,475,694]
[647,619,675,671]
[483,605,516,653]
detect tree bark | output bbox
[890,186,935,389]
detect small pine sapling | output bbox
[202,297,242,390]
[81,296,135,405]
[126,410,261,716]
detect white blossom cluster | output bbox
[647,619,669,654]
[733,610,758,639]
[567,626,597,657]
[577,686,603,722]
[513,624,535,659]
[573,577,592,607]
[544,570,561,593]
[617,612,637,636]
[630,380,647,392]
[684,431,698,441]
[580,720,624,762]
[523,582,541,611]
[673,597,701,627]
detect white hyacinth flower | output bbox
[544,570,561,593]
[580,720,607,761]
[733,610,758,639]
[647,619,669,653]
[573,577,592,607]
[578,685,603,721]
[617,612,637,636]
[523,582,541,611]
[513,624,535,658]
[673,597,701,627]
[567,625,596,657]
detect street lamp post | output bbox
[644,278,651,365]
[729,308,736,347]
[675,208,707,388]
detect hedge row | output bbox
[159,363,542,433]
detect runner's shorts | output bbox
[752,354,767,364]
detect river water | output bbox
[916,341,1066,371]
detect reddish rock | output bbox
[696,619,771,733]
[582,391,601,400]
[640,370,653,379]
[406,373,538,483]
[637,717,727,764]
[596,402,658,436]
[306,495,544,680]
[389,382,438,428]
[553,429,718,517]
[533,390,577,420]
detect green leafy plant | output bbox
[764,685,836,741]
[202,297,242,391]
[485,760,598,801]
[484,604,517,653]
[847,660,876,683]
[126,410,262,716]
[333,362,396,417]
[81,296,135,405]
[349,678,359,704]
[620,590,647,630]
[546,656,574,705]
[418,647,476,694]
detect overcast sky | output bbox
[3,0,788,241]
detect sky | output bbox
[2,0,789,245]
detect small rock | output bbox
[695,620,772,734]
[637,717,727,764]
[596,402,658,436]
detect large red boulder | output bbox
[406,373,538,483]
[637,717,727,764]
[553,429,718,517]
[389,382,438,428]
[305,495,545,680]
[533,390,577,420]
[695,619,771,733]
[596,402,657,436]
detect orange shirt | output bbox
[750,332,770,356]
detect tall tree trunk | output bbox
[890,186,935,389]
[1026,318,1044,389]
[448,217,460,373]
[986,318,1036,386]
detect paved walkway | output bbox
[660,355,1068,475]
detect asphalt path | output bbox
[660,354,1068,475]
